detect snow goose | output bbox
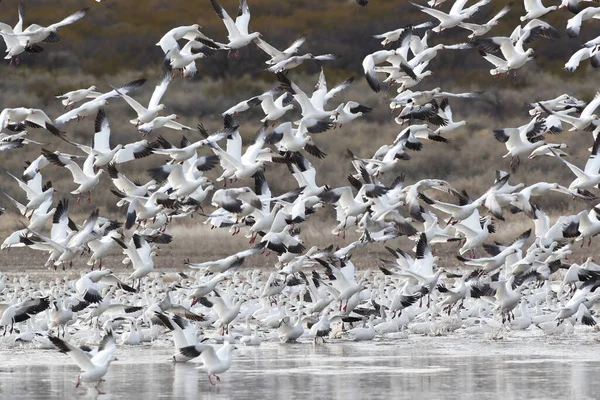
[49,330,116,394]
[528,143,570,159]
[0,296,49,335]
[454,210,494,257]
[573,207,600,246]
[7,7,88,46]
[419,190,484,225]
[362,49,413,93]
[474,36,535,75]
[458,2,512,38]
[521,0,557,21]
[255,36,306,65]
[464,229,531,273]
[42,148,104,205]
[261,91,295,124]
[278,314,304,342]
[111,138,157,164]
[66,109,123,167]
[221,88,279,116]
[566,6,600,37]
[112,234,155,289]
[201,295,243,334]
[306,312,332,343]
[157,24,223,54]
[331,102,372,128]
[474,277,521,323]
[209,0,261,55]
[391,87,481,107]
[437,275,469,315]
[210,125,273,181]
[115,63,172,127]
[560,0,598,12]
[564,46,600,72]
[54,78,146,126]
[186,246,261,274]
[55,86,101,109]
[154,312,203,362]
[410,42,472,66]
[510,18,561,45]
[315,259,367,312]
[434,98,467,135]
[150,134,221,163]
[276,72,334,133]
[180,342,236,384]
[267,53,338,73]
[0,107,62,137]
[0,5,26,64]
[141,114,196,136]
[409,0,492,33]
[552,134,600,191]
[211,186,262,214]
[345,315,376,341]
[493,117,545,166]
[538,94,600,131]
[5,170,54,217]
[166,41,215,76]
[373,21,434,47]
[240,327,262,346]
[318,185,374,228]
[107,163,156,205]
[509,182,594,217]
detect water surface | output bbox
[1,335,599,399]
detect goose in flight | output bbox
[564,46,600,72]
[566,6,600,37]
[493,117,546,167]
[552,134,600,192]
[255,36,306,65]
[4,8,88,47]
[5,170,55,218]
[54,78,146,126]
[166,42,216,77]
[276,72,334,133]
[410,0,492,32]
[209,0,261,56]
[180,342,236,384]
[42,149,104,205]
[49,330,116,394]
[373,21,435,47]
[0,7,88,61]
[55,86,101,110]
[156,24,223,54]
[267,53,338,73]
[474,36,535,75]
[64,109,123,167]
[114,60,172,127]
[0,107,62,138]
[521,0,557,21]
[0,4,28,65]
[538,94,600,132]
[458,3,512,38]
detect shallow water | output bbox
[2,335,600,400]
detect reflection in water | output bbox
[1,337,600,399]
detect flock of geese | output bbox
[2,0,600,394]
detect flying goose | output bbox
[255,36,306,65]
[209,0,261,56]
[49,330,116,394]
